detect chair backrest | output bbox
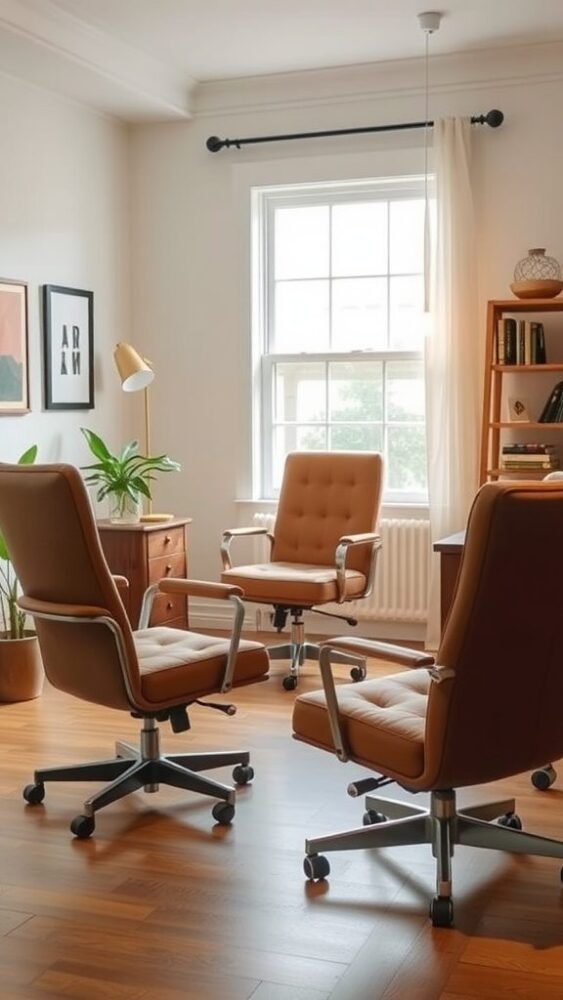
[424,481,563,789]
[0,463,140,710]
[271,452,383,576]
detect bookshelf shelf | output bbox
[479,298,563,485]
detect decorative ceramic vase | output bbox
[0,632,44,702]
[511,249,563,299]
[514,248,561,281]
[108,493,142,524]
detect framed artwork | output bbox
[43,284,94,410]
[0,279,29,414]
[508,396,531,422]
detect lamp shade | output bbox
[113,342,154,392]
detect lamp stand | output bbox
[139,385,174,523]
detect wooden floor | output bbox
[1,637,563,999]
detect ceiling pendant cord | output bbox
[418,11,442,314]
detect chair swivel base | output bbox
[23,718,254,838]
[303,789,563,926]
[268,611,367,689]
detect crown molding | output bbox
[0,0,194,120]
[192,39,563,118]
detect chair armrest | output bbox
[334,533,382,603]
[157,578,243,600]
[18,596,111,620]
[112,575,129,591]
[221,526,274,570]
[317,638,445,765]
[320,636,435,669]
[138,578,246,693]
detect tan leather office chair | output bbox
[221,452,383,689]
[293,481,563,926]
[0,463,268,838]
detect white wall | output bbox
[129,43,563,585]
[0,72,135,470]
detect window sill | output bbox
[235,499,430,519]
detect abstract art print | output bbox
[43,285,94,410]
[0,279,29,414]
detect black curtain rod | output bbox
[206,108,504,152]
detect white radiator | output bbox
[252,513,429,623]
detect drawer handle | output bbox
[166,601,173,610]
[165,564,172,574]
[164,535,171,544]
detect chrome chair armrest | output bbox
[221,526,274,570]
[334,533,382,603]
[138,578,246,694]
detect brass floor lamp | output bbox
[113,341,173,523]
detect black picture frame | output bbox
[43,284,94,410]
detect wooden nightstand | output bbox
[97,518,192,630]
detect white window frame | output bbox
[252,176,429,505]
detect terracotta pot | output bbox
[0,631,44,702]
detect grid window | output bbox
[254,179,428,503]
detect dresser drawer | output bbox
[148,551,186,584]
[150,591,186,625]
[147,526,185,560]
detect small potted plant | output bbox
[81,428,180,523]
[0,445,44,702]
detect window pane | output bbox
[389,275,424,350]
[274,280,329,352]
[275,205,329,279]
[274,362,326,422]
[386,361,425,422]
[272,426,327,489]
[332,277,387,350]
[387,425,427,493]
[389,199,424,275]
[330,425,383,452]
[332,202,387,277]
[329,361,383,422]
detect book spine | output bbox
[539,382,563,423]
[496,319,505,365]
[505,318,517,365]
[524,321,532,365]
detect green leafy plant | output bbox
[0,445,38,640]
[81,428,180,518]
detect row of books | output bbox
[496,319,547,365]
[500,443,559,471]
[539,381,563,423]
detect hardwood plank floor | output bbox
[1,635,563,999]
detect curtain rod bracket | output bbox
[205,109,504,153]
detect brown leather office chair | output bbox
[293,481,563,926]
[0,463,268,838]
[221,452,383,689]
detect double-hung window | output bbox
[253,177,428,504]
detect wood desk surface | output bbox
[433,530,465,553]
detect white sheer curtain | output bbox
[425,117,480,648]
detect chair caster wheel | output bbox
[283,675,297,691]
[212,801,235,825]
[363,809,387,826]
[497,812,522,830]
[23,782,45,805]
[531,765,557,790]
[232,764,254,785]
[303,854,330,881]
[350,664,366,682]
[430,895,454,927]
[70,814,95,839]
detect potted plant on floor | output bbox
[0,445,44,702]
[81,428,180,523]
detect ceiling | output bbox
[44,0,563,80]
[2,0,563,120]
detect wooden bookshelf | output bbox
[479,298,563,485]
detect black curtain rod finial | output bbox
[486,108,504,128]
[206,135,225,152]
